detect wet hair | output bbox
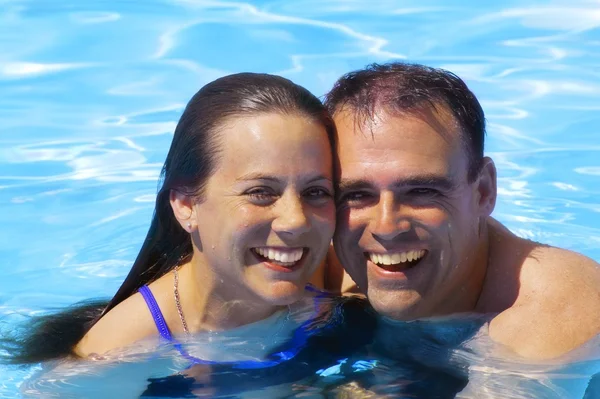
[1,73,335,365]
[324,62,486,181]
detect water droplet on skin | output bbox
[211,245,215,250]
[220,279,224,284]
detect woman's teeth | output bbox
[368,250,427,266]
[253,247,304,266]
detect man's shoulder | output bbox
[518,244,600,309]
[486,219,600,305]
[487,226,600,359]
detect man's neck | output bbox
[432,222,491,317]
[473,217,525,313]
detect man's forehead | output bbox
[334,104,467,162]
[333,104,470,182]
[334,103,460,140]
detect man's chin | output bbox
[367,289,423,321]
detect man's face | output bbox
[333,105,494,320]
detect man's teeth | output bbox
[368,250,426,265]
[253,247,304,265]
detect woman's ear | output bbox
[169,189,196,232]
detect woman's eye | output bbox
[304,187,331,198]
[245,188,277,203]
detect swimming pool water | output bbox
[1,0,599,397]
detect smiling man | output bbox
[325,62,600,360]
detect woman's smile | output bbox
[251,247,308,273]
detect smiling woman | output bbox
[1,72,337,364]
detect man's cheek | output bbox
[344,210,368,232]
[418,208,452,229]
[335,206,352,224]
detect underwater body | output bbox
[11,295,600,398]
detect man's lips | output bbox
[364,249,428,273]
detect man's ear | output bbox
[476,157,497,216]
[169,189,196,232]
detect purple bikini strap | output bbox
[138,285,172,341]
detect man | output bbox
[324,62,600,360]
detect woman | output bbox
[3,72,338,364]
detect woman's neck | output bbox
[177,256,285,332]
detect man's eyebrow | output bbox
[338,175,457,191]
[392,175,457,191]
[338,179,373,192]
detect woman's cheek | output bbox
[235,204,268,227]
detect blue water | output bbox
[1,0,600,397]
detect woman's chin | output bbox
[257,280,308,306]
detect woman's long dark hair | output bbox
[1,73,335,365]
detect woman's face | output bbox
[192,112,335,305]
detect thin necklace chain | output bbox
[173,266,297,337]
[173,266,190,334]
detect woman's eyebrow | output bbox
[236,173,332,184]
[305,175,333,184]
[236,172,280,183]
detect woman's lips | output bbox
[251,247,307,273]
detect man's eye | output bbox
[409,188,439,196]
[338,191,371,203]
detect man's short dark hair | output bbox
[324,62,486,182]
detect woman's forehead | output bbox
[213,114,333,179]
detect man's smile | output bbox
[364,249,428,272]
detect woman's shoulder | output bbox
[74,279,171,358]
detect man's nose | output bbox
[271,193,311,236]
[371,192,411,240]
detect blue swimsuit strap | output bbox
[180,283,333,370]
[138,283,332,369]
[138,285,173,341]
